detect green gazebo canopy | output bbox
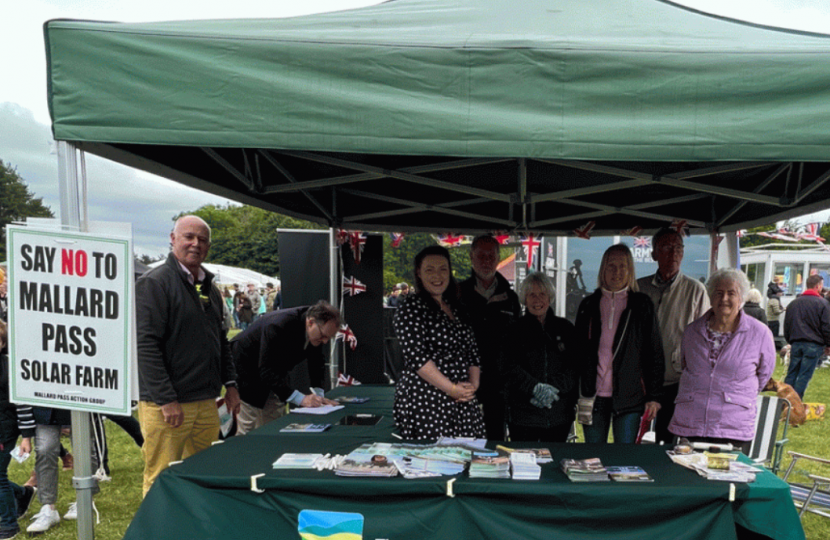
[44,0,830,235]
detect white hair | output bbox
[746,288,763,304]
[707,268,751,302]
[518,272,555,306]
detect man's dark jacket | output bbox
[784,292,830,346]
[459,272,521,400]
[575,290,664,415]
[231,307,324,409]
[136,253,235,405]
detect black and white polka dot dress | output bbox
[392,294,486,440]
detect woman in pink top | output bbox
[575,244,665,443]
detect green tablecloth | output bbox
[125,385,804,540]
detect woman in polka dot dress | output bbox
[393,245,486,440]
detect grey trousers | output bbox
[35,423,101,505]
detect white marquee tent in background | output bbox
[147,260,280,289]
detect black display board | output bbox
[340,235,385,384]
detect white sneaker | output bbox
[26,505,60,533]
[63,501,99,523]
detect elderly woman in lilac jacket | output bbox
[669,268,775,453]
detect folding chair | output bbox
[747,395,790,474]
[782,451,830,519]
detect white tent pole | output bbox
[57,141,95,540]
[555,236,567,318]
[329,227,339,388]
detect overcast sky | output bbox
[2,0,830,256]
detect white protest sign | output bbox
[6,225,133,415]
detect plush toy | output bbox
[803,403,826,422]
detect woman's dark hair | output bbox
[413,244,460,307]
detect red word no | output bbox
[61,249,88,277]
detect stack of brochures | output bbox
[510,452,541,480]
[338,441,483,479]
[272,453,327,469]
[334,459,398,477]
[469,450,511,479]
[507,448,552,464]
[606,466,654,482]
[560,457,610,482]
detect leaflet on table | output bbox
[290,404,345,415]
[666,451,758,482]
[394,456,466,478]
[273,453,328,469]
[280,423,332,433]
[606,466,654,482]
[436,437,488,449]
[347,442,478,464]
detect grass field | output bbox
[773,361,830,540]
[9,353,829,539]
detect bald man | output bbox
[136,216,240,496]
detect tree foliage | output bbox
[0,160,54,262]
[381,233,510,294]
[175,204,323,276]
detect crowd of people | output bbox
[223,281,282,331]
[0,215,814,536]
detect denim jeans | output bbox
[582,396,641,444]
[784,341,824,399]
[0,441,24,533]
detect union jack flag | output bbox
[336,370,362,386]
[342,275,367,296]
[573,221,595,240]
[798,223,825,243]
[633,236,651,249]
[758,230,799,242]
[336,325,358,351]
[736,230,746,238]
[520,234,542,269]
[336,229,351,246]
[492,231,511,245]
[621,226,643,237]
[389,232,405,248]
[349,231,367,263]
[436,233,465,247]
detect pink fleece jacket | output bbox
[669,310,775,441]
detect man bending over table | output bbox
[231,301,341,434]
